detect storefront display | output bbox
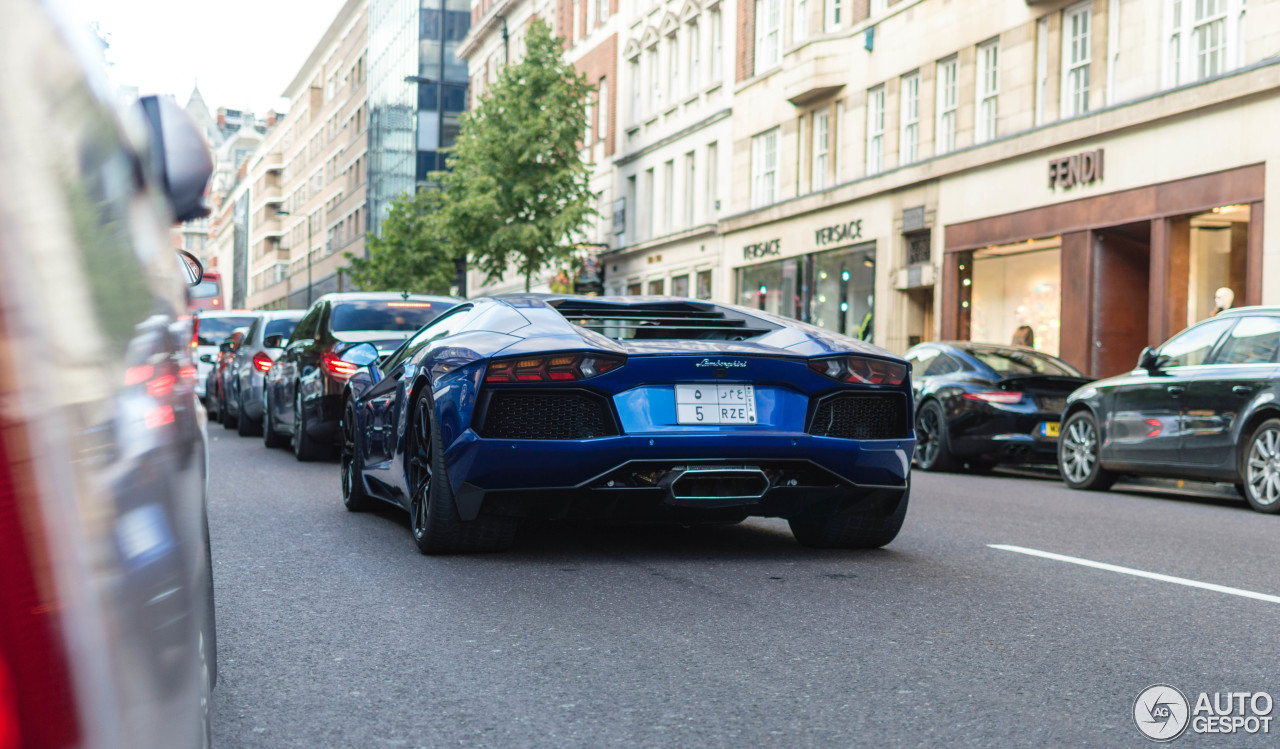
[736,242,876,339]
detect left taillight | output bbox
[808,355,907,386]
[962,391,1024,404]
[322,350,360,381]
[484,353,624,383]
[252,351,273,373]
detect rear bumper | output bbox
[950,411,1061,463]
[444,431,913,521]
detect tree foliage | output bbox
[432,18,596,292]
[345,187,456,295]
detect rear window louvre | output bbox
[551,300,778,341]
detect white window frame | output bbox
[899,72,919,165]
[936,56,958,155]
[975,40,1000,144]
[663,160,675,234]
[751,128,780,208]
[687,20,701,93]
[1035,16,1049,125]
[668,32,680,103]
[710,9,723,81]
[572,0,581,43]
[813,107,829,191]
[826,0,843,31]
[647,47,659,115]
[707,141,719,214]
[684,151,697,227]
[870,0,887,15]
[865,85,885,175]
[794,0,808,43]
[1166,0,1241,87]
[755,0,783,73]
[1061,2,1092,118]
[629,58,641,124]
[598,77,608,143]
[584,95,593,147]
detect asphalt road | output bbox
[207,430,1280,747]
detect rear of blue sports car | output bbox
[444,297,915,549]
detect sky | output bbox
[62,0,349,116]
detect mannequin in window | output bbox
[1213,287,1235,316]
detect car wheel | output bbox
[914,400,960,472]
[221,387,238,430]
[236,389,262,437]
[340,398,374,512]
[262,389,289,448]
[407,388,517,554]
[1241,418,1280,513]
[206,387,220,421]
[1059,410,1117,491]
[788,489,909,549]
[292,386,325,461]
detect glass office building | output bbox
[366,0,469,238]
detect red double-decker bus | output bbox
[188,269,224,311]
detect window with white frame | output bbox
[755,0,783,73]
[900,72,919,165]
[1061,2,1091,117]
[826,0,843,30]
[1035,16,1049,125]
[751,128,780,208]
[794,0,808,43]
[598,77,608,142]
[812,107,829,191]
[871,0,887,15]
[586,0,595,32]
[865,86,885,175]
[629,58,641,123]
[936,56,958,154]
[684,151,697,227]
[1166,0,1241,87]
[975,40,1000,144]
[663,160,675,233]
[688,20,701,92]
[707,141,719,213]
[572,0,580,42]
[647,47,659,115]
[1194,0,1229,79]
[668,33,680,103]
[585,95,593,147]
[710,9,723,81]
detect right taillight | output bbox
[252,351,273,373]
[808,355,907,386]
[484,353,624,383]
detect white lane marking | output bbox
[988,544,1280,605]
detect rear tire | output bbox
[340,398,374,512]
[262,389,289,448]
[408,389,517,554]
[221,390,238,430]
[914,400,960,472]
[1240,418,1280,513]
[1059,410,1117,491]
[788,489,909,549]
[236,391,262,437]
[292,387,326,461]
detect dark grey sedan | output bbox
[222,310,304,436]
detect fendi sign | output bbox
[1048,149,1104,190]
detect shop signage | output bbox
[1048,149,1104,190]
[814,219,863,247]
[743,238,782,260]
[902,206,927,233]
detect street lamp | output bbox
[275,209,312,306]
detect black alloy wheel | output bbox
[262,388,289,448]
[1241,418,1280,513]
[1058,410,1117,491]
[340,398,373,511]
[914,400,959,472]
[407,389,517,554]
[292,386,325,461]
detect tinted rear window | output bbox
[964,348,1080,377]
[198,315,257,345]
[264,319,300,341]
[329,301,449,333]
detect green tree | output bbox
[432,18,596,292]
[345,187,456,295]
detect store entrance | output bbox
[1091,222,1151,377]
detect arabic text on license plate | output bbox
[675,383,757,425]
[1040,421,1060,438]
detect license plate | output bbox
[1039,421,1060,438]
[675,383,757,425]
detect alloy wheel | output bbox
[409,397,433,540]
[1246,427,1280,507]
[340,405,357,498]
[916,407,941,465]
[1061,418,1098,484]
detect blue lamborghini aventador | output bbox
[337,295,915,553]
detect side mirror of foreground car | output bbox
[136,95,214,223]
[1137,346,1161,373]
[342,343,382,382]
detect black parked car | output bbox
[1060,308,1280,513]
[906,342,1091,472]
[263,293,457,460]
[223,309,303,436]
[205,325,252,425]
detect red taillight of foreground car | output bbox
[322,351,360,381]
[484,353,625,383]
[808,355,907,386]
[962,391,1024,404]
[252,351,273,373]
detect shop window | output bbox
[739,256,804,319]
[1187,204,1250,324]
[671,274,690,297]
[696,269,713,299]
[969,238,1061,355]
[1215,317,1280,365]
[812,245,876,339]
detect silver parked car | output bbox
[223,309,304,436]
[0,0,216,745]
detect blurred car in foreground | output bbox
[223,309,304,436]
[193,310,257,401]
[263,293,457,459]
[1061,308,1280,513]
[0,0,216,745]
[338,295,915,554]
[906,342,1091,472]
